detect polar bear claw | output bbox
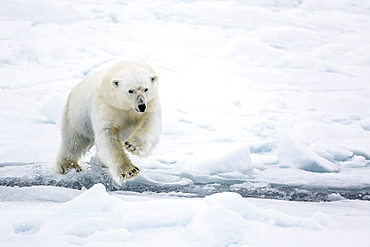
[124,140,140,155]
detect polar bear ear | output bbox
[111,79,120,87]
[150,74,158,83]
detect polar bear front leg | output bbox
[123,112,161,157]
[110,157,140,183]
[96,127,140,184]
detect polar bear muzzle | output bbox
[135,94,147,113]
[138,104,146,113]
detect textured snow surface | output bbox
[1,184,370,247]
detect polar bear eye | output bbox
[144,88,148,92]
[128,90,134,94]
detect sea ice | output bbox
[1,0,370,245]
[182,142,251,183]
[278,130,340,172]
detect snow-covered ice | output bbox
[1,184,370,247]
[1,0,370,246]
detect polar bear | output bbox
[54,60,161,184]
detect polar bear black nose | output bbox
[138,104,146,113]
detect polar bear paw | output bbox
[55,160,82,174]
[112,165,140,184]
[124,140,138,154]
[124,137,151,157]
[123,138,143,156]
[121,166,140,181]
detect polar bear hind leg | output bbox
[54,133,92,174]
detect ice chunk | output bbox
[57,183,121,215]
[311,145,353,162]
[200,192,329,232]
[337,139,370,159]
[327,193,345,201]
[204,192,262,220]
[182,142,252,178]
[278,130,339,173]
[339,155,367,168]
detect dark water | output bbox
[1,173,369,202]
[0,162,369,202]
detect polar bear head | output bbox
[101,61,158,113]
